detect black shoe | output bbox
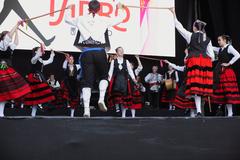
[196,112,203,118]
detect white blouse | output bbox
[0,34,17,51]
[65,0,124,46]
[108,57,136,81]
[174,17,215,61]
[213,44,240,65]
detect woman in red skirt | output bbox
[24,47,55,117]
[108,47,139,118]
[212,35,240,117]
[164,54,196,118]
[161,64,179,111]
[169,8,214,117]
[0,22,31,117]
[62,54,81,117]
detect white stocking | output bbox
[226,104,233,117]
[0,102,6,117]
[31,106,38,117]
[131,109,136,118]
[121,106,127,118]
[70,109,75,118]
[82,88,91,117]
[194,95,202,113]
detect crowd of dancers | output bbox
[1,0,240,118]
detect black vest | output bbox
[166,71,176,80]
[188,32,210,57]
[74,29,110,50]
[64,64,78,98]
[0,47,13,66]
[217,45,232,64]
[112,59,129,95]
[31,60,43,73]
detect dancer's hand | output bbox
[17,20,25,27]
[221,63,230,67]
[163,60,170,64]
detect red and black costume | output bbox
[0,42,31,102]
[24,51,55,106]
[212,45,240,104]
[62,61,80,109]
[108,58,141,110]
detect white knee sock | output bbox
[121,106,127,118]
[131,109,136,118]
[0,102,6,117]
[98,80,108,102]
[226,104,233,117]
[82,88,91,117]
[194,95,202,113]
[115,104,120,113]
[190,109,196,118]
[70,109,75,118]
[31,106,38,117]
[169,103,173,110]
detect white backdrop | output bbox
[0,0,175,57]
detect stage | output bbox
[0,116,239,160]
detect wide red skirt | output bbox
[0,67,31,102]
[61,81,79,109]
[185,54,213,97]
[161,85,178,103]
[24,73,55,106]
[173,94,196,109]
[211,68,240,104]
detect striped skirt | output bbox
[24,73,55,106]
[185,54,213,97]
[212,68,240,104]
[0,67,31,102]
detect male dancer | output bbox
[65,0,125,117]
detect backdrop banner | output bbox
[0,0,175,57]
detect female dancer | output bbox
[24,47,55,117]
[108,47,139,118]
[212,35,240,117]
[0,22,31,117]
[62,54,81,117]
[169,8,214,117]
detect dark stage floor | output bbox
[0,117,240,160]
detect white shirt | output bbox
[48,80,60,89]
[108,57,136,81]
[0,34,17,51]
[174,17,215,61]
[135,65,143,77]
[213,44,240,65]
[31,51,55,66]
[168,62,185,72]
[165,70,179,83]
[65,1,124,45]
[145,73,163,92]
[62,60,81,71]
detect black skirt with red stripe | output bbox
[161,85,178,103]
[173,79,195,109]
[131,85,143,109]
[49,88,65,109]
[24,73,55,106]
[212,68,240,104]
[0,67,31,102]
[185,54,213,97]
[61,81,80,109]
[108,77,133,109]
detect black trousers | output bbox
[80,49,108,89]
[148,91,160,108]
